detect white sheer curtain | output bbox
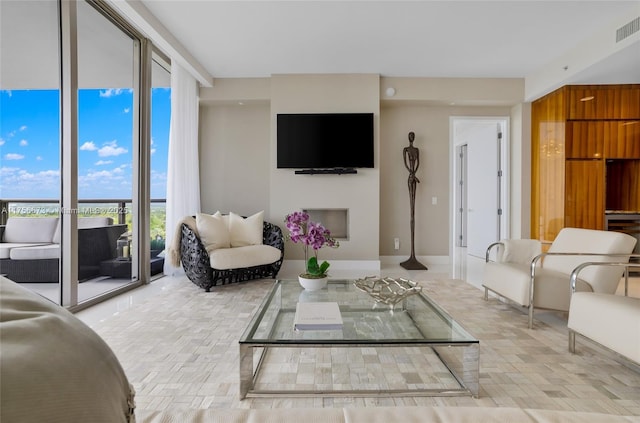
[164,62,201,275]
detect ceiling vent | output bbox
[616,16,639,42]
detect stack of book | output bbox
[293,301,343,331]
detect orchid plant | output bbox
[285,211,339,278]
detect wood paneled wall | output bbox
[531,84,640,242]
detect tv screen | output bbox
[277,113,374,169]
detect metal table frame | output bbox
[239,279,479,399]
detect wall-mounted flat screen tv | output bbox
[277,113,374,169]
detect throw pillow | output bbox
[196,212,231,253]
[229,211,263,247]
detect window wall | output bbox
[0,0,62,301]
[0,0,162,308]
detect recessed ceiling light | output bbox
[580,96,595,102]
[238,101,244,105]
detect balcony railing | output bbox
[0,198,166,240]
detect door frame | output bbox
[449,116,510,258]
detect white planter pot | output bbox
[298,275,328,291]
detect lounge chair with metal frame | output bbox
[483,227,637,328]
[568,261,640,365]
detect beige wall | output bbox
[198,75,529,264]
[379,105,513,257]
[270,74,381,263]
[199,104,271,217]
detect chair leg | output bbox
[483,287,489,301]
[528,305,534,329]
[568,330,576,353]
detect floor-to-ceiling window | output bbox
[0,0,62,302]
[76,0,139,301]
[1,0,160,308]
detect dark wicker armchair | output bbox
[180,221,284,292]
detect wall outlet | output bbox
[432,196,438,205]
[394,237,400,250]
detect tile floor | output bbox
[75,250,640,415]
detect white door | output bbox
[465,123,501,258]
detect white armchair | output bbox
[483,228,638,328]
[568,261,640,364]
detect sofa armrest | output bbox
[570,260,640,295]
[78,224,128,267]
[263,221,284,256]
[180,223,213,291]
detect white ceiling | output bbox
[138,0,640,95]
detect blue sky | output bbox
[1,88,170,200]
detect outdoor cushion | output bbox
[9,244,60,260]
[0,243,50,260]
[3,217,59,243]
[78,216,114,229]
[209,244,281,270]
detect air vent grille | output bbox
[616,16,640,42]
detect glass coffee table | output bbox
[239,279,479,399]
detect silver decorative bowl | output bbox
[353,276,422,308]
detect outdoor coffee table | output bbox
[239,279,479,399]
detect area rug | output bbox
[91,277,640,415]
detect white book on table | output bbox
[294,302,343,331]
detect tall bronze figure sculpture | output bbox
[401,132,428,270]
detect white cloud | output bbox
[151,148,156,155]
[95,160,113,165]
[36,156,43,161]
[19,139,28,146]
[0,138,4,146]
[19,125,27,131]
[80,141,98,151]
[123,108,130,114]
[5,153,24,160]
[98,140,128,157]
[99,88,123,98]
[0,167,60,197]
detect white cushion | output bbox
[9,244,60,260]
[51,217,114,244]
[569,292,640,364]
[0,276,135,423]
[483,262,533,306]
[0,243,51,259]
[3,217,59,243]
[229,211,263,247]
[196,212,231,252]
[78,216,113,229]
[484,262,592,310]
[545,228,637,294]
[52,219,61,243]
[209,244,281,270]
[497,239,541,264]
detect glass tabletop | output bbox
[239,279,478,345]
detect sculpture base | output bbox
[400,256,428,270]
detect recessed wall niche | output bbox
[303,208,349,240]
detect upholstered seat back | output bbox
[544,228,637,294]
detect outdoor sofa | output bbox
[0,216,127,282]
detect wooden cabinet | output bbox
[531,84,640,242]
[565,160,605,229]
